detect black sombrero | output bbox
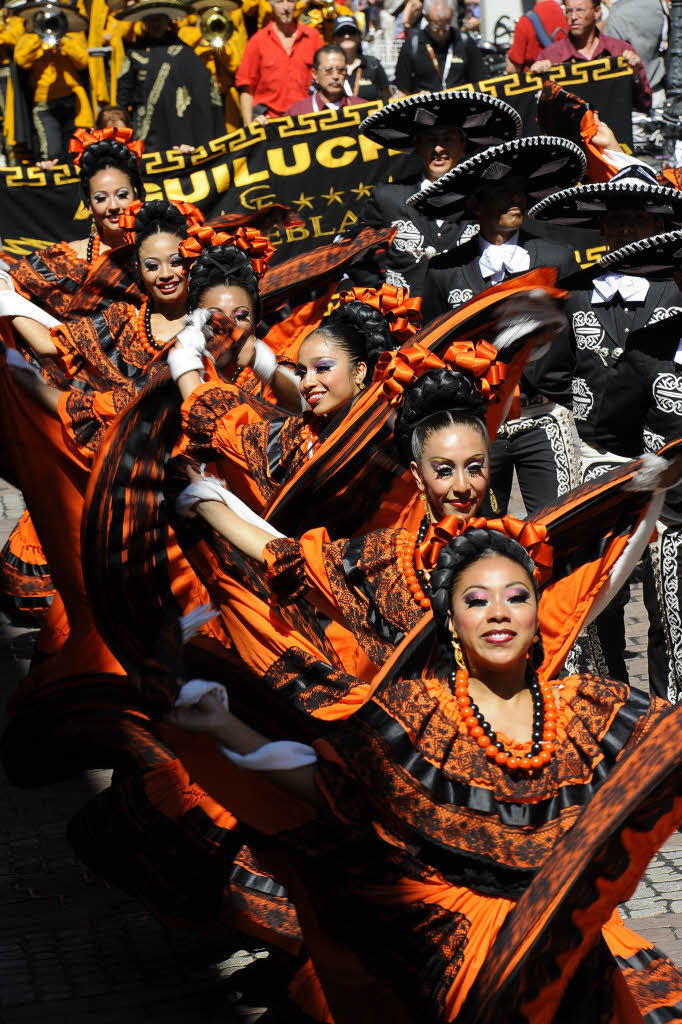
[116,0,188,20]
[528,164,682,228]
[360,90,522,153]
[407,136,586,220]
[597,229,682,277]
[8,0,88,31]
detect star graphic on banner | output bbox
[350,182,372,200]
[293,191,315,211]
[322,186,344,205]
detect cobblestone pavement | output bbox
[1,476,681,1024]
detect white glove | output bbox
[0,291,60,327]
[176,678,229,710]
[176,473,285,538]
[167,309,214,380]
[251,339,277,384]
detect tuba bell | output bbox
[199,5,232,46]
[33,3,69,44]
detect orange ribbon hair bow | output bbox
[118,199,205,244]
[373,343,445,406]
[372,338,506,407]
[69,126,145,167]
[333,284,422,344]
[417,515,553,587]
[179,223,276,277]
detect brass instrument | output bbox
[199,5,233,46]
[33,4,68,44]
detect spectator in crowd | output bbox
[461,0,480,33]
[393,0,485,97]
[236,0,320,125]
[333,15,391,101]
[286,44,367,113]
[96,104,132,129]
[603,0,668,107]
[116,0,225,152]
[295,0,357,43]
[505,0,568,72]
[13,6,93,160]
[354,91,521,291]
[530,0,652,112]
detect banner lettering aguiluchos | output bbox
[0,57,632,265]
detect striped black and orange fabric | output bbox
[0,509,55,625]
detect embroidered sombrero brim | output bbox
[360,90,522,153]
[598,229,682,277]
[8,0,88,31]
[116,0,188,19]
[528,182,682,228]
[407,136,586,220]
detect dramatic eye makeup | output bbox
[143,259,160,271]
[507,586,531,603]
[460,584,531,608]
[295,358,337,378]
[428,456,486,478]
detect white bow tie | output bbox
[591,273,650,305]
[479,243,530,281]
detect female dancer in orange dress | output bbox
[2,127,145,319]
[0,127,146,623]
[167,526,682,1024]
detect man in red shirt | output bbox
[286,45,366,114]
[236,0,321,124]
[505,1,568,72]
[530,0,651,111]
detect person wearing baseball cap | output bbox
[333,14,390,102]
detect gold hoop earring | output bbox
[489,488,499,514]
[451,636,467,671]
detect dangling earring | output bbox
[420,492,433,523]
[86,218,101,264]
[357,380,367,391]
[489,488,499,514]
[451,636,467,672]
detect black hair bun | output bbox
[79,139,143,203]
[134,199,187,239]
[395,368,486,465]
[325,300,394,377]
[188,244,260,316]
